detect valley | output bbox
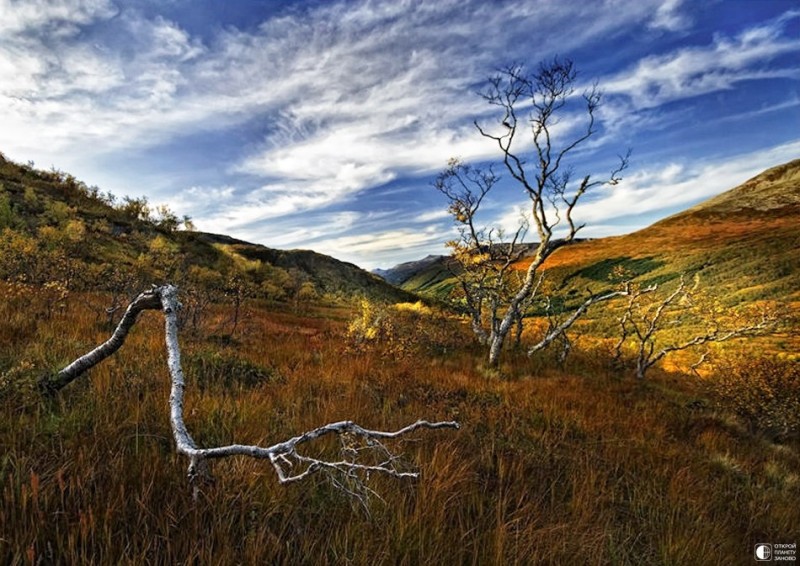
[0,154,798,564]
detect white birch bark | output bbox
[51,285,459,500]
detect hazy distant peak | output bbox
[373,255,447,285]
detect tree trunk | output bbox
[47,284,459,499]
[635,358,648,380]
[487,244,551,366]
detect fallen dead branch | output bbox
[43,285,459,502]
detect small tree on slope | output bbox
[614,275,780,379]
[440,58,630,366]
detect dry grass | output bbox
[1,289,799,564]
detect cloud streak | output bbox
[0,0,798,268]
[577,139,800,229]
[604,10,800,109]
[0,1,673,193]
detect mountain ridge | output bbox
[386,158,800,307]
[0,152,418,305]
[372,254,448,285]
[685,158,800,215]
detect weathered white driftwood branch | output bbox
[43,287,162,392]
[49,285,459,498]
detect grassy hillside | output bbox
[400,159,800,313]
[0,152,414,307]
[196,232,419,304]
[1,153,799,563]
[2,282,799,564]
[539,159,800,304]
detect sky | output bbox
[1,0,799,270]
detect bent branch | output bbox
[528,284,649,356]
[42,287,162,393]
[48,285,459,499]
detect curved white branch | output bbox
[53,284,459,498]
[42,287,162,392]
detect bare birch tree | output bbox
[434,158,530,347]
[440,58,629,366]
[614,276,779,379]
[42,285,458,502]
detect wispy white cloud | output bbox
[416,209,451,223]
[0,5,209,163]
[605,10,800,109]
[576,139,800,229]
[309,225,450,269]
[488,139,800,244]
[649,0,692,32]
[228,211,364,249]
[714,94,800,124]
[0,0,671,205]
[0,0,117,35]
[164,184,237,218]
[1,0,798,268]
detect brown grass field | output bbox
[1,285,798,565]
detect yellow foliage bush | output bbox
[392,301,433,316]
[346,298,463,358]
[346,298,387,346]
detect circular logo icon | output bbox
[755,543,772,561]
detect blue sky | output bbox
[1,0,798,269]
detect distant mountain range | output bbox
[372,254,449,285]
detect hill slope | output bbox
[196,232,418,303]
[0,152,416,304]
[396,159,800,307]
[372,254,446,285]
[680,158,800,215]
[541,158,800,305]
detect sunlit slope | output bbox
[538,158,800,305]
[401,159,800,306]
[683,158,800,215]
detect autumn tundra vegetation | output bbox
[1,97,800,563]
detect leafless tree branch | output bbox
[614,276,779,379]
[529,284,642,356]
[42,287,162,393]
[45,285,459,501]
[445,58,631,366]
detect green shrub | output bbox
[184,350,283,390]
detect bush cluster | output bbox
[345,299,463,358]
[708,354,800,439]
